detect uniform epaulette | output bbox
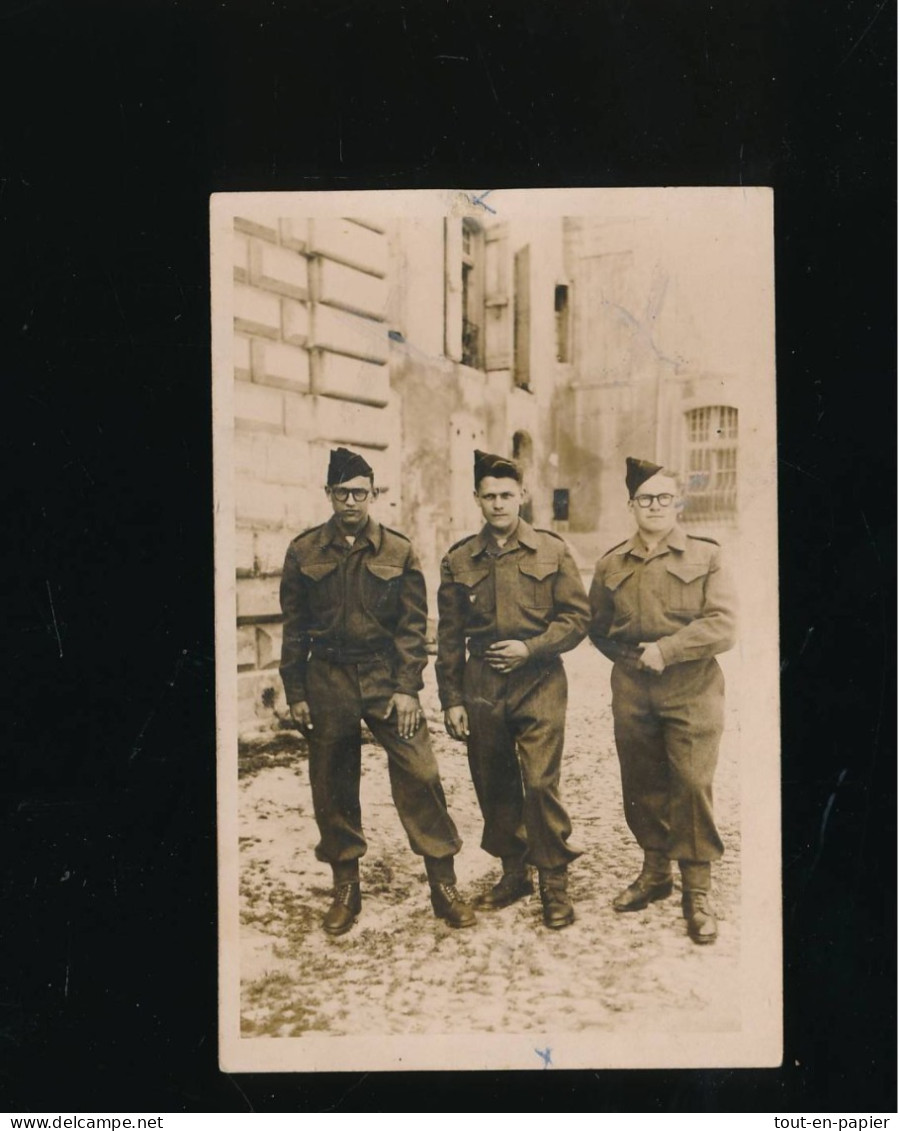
[687,534,721,546]
[291,524,323,544]
[534,527,564,542]
[601,538,631,558]
[447,533,478,553]
[381,524,412,543]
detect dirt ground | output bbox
[237,639,741,1039]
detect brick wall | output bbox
[232,215,394,734]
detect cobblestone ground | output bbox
[237,639,741,1039]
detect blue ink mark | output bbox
[535,1046,552,1070]
[468,190,497,215]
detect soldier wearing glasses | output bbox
[279,447,475,936]
[588,457,737,944]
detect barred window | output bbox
[682,406,738,521]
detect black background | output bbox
[1,0,895,1113]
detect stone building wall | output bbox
[227,207,744,737]
[231,215,396,732]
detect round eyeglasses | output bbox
[330,487,372,503]
[634,493,675,508]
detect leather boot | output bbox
[538,867,575,929]
[612,850,673,912]
[680,861,717,944]
[323,882,362,936]
[430,883,476,928]
[474,868,534,910]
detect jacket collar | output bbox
[624,523,687,560]
[470,518,538,557]
[320,515,381,551]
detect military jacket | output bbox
[279,516,428,704]
[436,519,590,709]
[588,524,737,668]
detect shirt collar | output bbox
[470,518,538,556]
[322,515,381,551]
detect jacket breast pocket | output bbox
[299,560,341,620]
[518,558,558,608]
[665,560,708,612]
[455,567,493,614]
[603,566,637,625]
[364,561,404,617]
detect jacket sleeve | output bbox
[435,555,468,709]
[587,560,630,665]
[392,543,429,697]
[278,541,311,705]
[523,545,590,661]
[655,547,739,666]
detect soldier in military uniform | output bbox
[436,450,590,929]
[279,447,475,935]
[588,457,738,944]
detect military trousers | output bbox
[610,657,725,863]
[463,654,581,871]
[306,655,462,882]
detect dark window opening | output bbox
[461,221,483,369]
[552,488,570,522]
[554,284,570,363]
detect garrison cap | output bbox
[327,446,373,485]
[474,449,522,487]
[625,456,663,498]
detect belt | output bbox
[311,643,389,665]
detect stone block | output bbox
[257,623,283,669]
[250,339,310,392]
[234,381,283,433]
[308,218,389,278]
[255,530,293,576]
[284,486,324,532]
[234,216,278,243]
[317,257,389,321]
[234,284,280,339]
[264,434,311,487]
[249,240,309,300]
[308,395,391,449]
[310,303,389,364]
[281,298,310,346]
[235,528,255,576]
[313,351,389,407]
[278,218,308,252]
[237,576,281,620]
[237,624,258,669]
[233,432,269,480]
[235,474,286,529]
[237,669,287,728]
[284,389,317,439]
[233,233,249,283]
[234,333,251,381]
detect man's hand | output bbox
[444,705,470,741]
[289,701,313,730]
[637,642,667,674]
[385,692,423,739]
[485,639,530,673]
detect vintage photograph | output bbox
[211,187,781,1072]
